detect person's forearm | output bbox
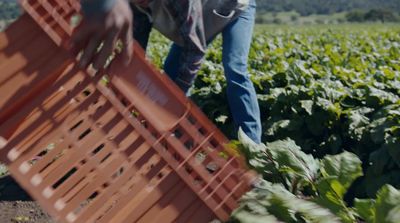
[80,0,117,16]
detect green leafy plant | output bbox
[0,164,7,177]
[146,25,400,222]
[231,129,400,223]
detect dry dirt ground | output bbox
[0,175,54,223]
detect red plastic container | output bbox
[0,1,256,222]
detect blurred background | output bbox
[256,0,400,25]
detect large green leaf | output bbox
[231,181,340,223]
[375,185,400,223]
[320,152,363,190]
[354,199,375,223]
[313,152,363,222]
[354,185,400,223]
[314,177,357,223]
[345,110,370,142]
[237,128,272,175]
[265,138,319,185]
[230,211,279,223]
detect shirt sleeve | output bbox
[166,0,207,92]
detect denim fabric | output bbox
[164,0,262,143]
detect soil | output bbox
[0,175,54,223]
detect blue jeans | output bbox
[164,0,262,143]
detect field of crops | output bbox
[147,24,400,222]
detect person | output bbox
[71,0,262,143]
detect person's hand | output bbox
[70,0,133,70]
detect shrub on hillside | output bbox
[346,9,399,23]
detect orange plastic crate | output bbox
[0,1,256,222]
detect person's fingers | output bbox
[93,28,120,70]
[121,22,133,66]
[79,34,102,68]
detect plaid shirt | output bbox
[164,0,206,90]
[82,0,207,91]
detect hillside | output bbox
[259,0,400,15]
